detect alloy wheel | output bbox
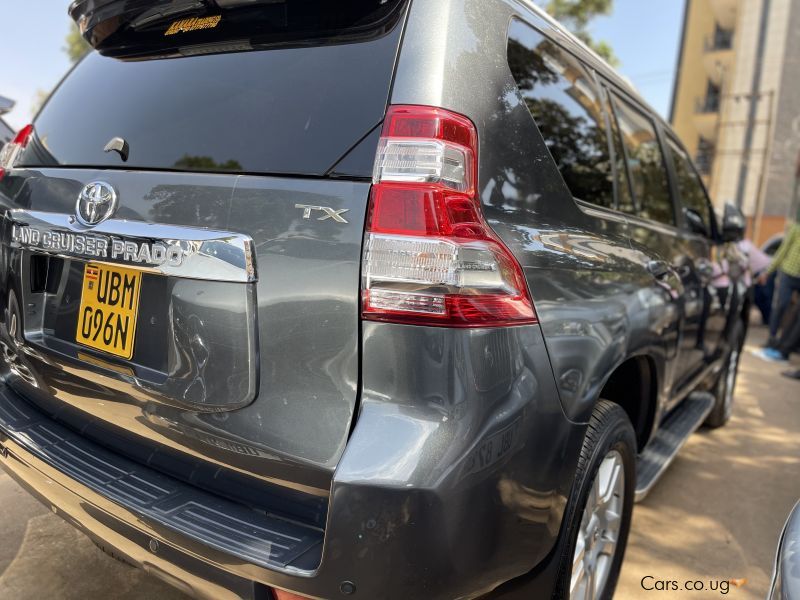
[570,449,625,600]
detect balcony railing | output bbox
[695,96,721,114]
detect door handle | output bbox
[647,260,670,280]
[696,258,714,280]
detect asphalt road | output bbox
[0,324,798,599]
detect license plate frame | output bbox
[75,263,142,360]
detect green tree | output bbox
[30,89,50,117]
[64,22,91,63]
[543,0,619,66]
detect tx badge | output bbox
[295,204,349,223]
[76,181,118,226]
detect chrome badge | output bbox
[76,181,118,226]
[295,204,349,223]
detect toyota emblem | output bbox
[75,181,118,226]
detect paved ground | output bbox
[0,324,798,599]
[617,324,800,599]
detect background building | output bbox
[670,0,800,244]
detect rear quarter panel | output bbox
[391,0,680,425]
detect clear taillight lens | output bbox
[361,106,536,328]
[373,139,471,191]
[0,124,33,180]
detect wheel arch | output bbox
[597,354,659,451]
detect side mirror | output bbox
[720,202,746,243]
[683,207,710,237]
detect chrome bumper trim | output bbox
[8,209,256,283]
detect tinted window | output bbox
[610,94,674,225]
[604,96,636,214]
[508,20,613,209]
[20,24,402,176]
[666,138,712,235]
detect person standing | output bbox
[738,238,773,323]
[757,220,800,360]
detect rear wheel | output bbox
[556,401,636,600]
[705,319,745,428]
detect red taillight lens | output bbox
[361,106,536,327]
[0,123,33,180]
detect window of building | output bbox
[700,80,721,113]
[508,20,614,209]
[609,93,675,226]
[709,23,734,51]
[695,136,715,175]
[667,138,713,236]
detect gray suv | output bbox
[0,1,749,598]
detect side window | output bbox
[603,94,636,214]
[666,138,713,236]
[610,93,675,226]
[508,20,613,209]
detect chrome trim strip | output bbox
[7,210,257,283]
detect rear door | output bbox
[604,90,695,399]
[663,136,728,379]
[0,1,407,496]
[604,89,726,401]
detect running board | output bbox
[635,392,714,502]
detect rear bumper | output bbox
[0,407,259,600]
[0,383,301,600]
[0,324,583,599]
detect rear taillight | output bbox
[0,124,33,181]
[361,105,536,327]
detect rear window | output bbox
[20,17,403,176]
[507,19,614,210]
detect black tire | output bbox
[704,319,745,429]
[555,400,636,600]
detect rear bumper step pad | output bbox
[0,384,323,571]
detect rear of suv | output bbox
[0,1,749,598]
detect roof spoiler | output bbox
[0,96,15,116]
[68,0,407,60]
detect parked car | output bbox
[763,234,785,257]
[770,500,800,600]
[0,95,15,150]
[0,1,749,598]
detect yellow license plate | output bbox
[75,263,142,359]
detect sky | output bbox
[589,0,686,118]
[0,0,685,131]
[1,4,74,130]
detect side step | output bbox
[635,391,714,502]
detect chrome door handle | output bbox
[647,260,670,280]
[696,259,714,280]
